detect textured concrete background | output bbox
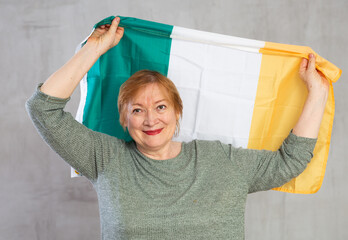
[0,0,347,239]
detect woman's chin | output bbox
[137,137,171,152]
[143,139,167,149]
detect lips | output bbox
[143,128,163,135]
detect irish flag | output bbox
[73,16,341,194]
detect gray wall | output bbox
[1,0,347,239]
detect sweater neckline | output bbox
[130,141,186,165]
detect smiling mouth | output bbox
[143,128,163,135]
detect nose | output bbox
[144,110,158,127]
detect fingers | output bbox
[97,17,123,42]
[299,57,308,79]
[97,17,119,32]
[299,53,317,79]
[299,57,308,71]
[307,53,316,72]
[116,26,124,39]
[109,17,120,32]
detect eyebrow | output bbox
[132,99,167,107]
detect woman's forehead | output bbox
[130,83,171,105]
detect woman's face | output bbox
[125,83,179,153]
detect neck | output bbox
[136,141,182,160]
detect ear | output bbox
[121,120,128,132]
[176,112,180,121]
[123,118,128,128]
[120,113,128,131]
[120,106,128,128]
[123,117,128,127]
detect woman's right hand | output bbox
[87,16,125,56]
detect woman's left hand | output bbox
[299,53,329,99]
[292,53,330,138]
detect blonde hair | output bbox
[118,70,183,136]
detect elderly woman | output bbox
[26,17,329,239]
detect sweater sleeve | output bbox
[227,132,317,193]
[25,84,119,181]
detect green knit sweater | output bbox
[26,85,317,240]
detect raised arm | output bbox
[26,17,124,181]
[229,54,329,193]
[292,53,329,138]
[41,17,124,98]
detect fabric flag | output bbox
[73,16,341,194]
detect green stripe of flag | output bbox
[83,16,174,141]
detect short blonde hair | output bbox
[118,70,183,136]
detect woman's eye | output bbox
[157,105,166,110]
[132,108,142,113]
